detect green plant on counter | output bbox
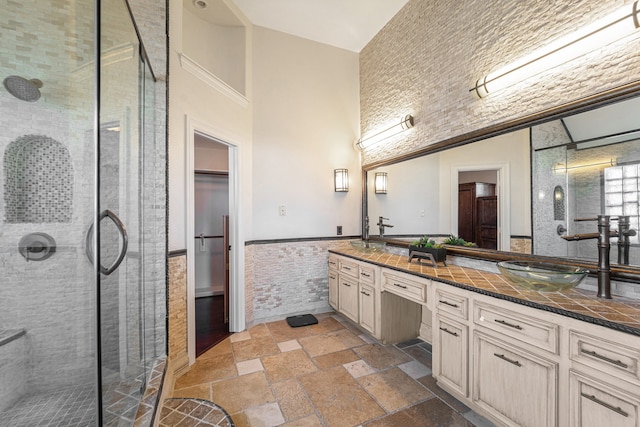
[443,235,477,247]
[411,236,444,248]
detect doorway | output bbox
[194,135,231,356]
[458,170,498,249]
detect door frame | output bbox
[450,163,510,251]
[186,116,244,364]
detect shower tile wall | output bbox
[0,0,168,401]
[0,0,97,392]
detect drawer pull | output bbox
[493,353,522,367]
[329,261,337,266]
[581,393,629,417]
[393,283,408,289]
[329,275,336,280]
[581,349,629,369]
[361,291,371,297]
[494,319,523,330]
[361,272,371,277]
[439,300,459,308]
[343,266,352,271]
[439,327,458,337]
[342,282,351,287]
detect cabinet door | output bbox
[434,315,468,397]
[473,332,558,427]
[338,276,358,323]
[328,270,338,310]
[570,370,639,427]
[359,283,375,335]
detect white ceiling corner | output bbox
[229,0,409,52]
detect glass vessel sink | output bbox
[350,240,387,253]
[497,261,589,292]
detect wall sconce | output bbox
[553,159,616,174]
[375,172,388,194]
[553,185,565,220]
[472,2,640,98]
[357,114,414,150]
[334,169,349,192]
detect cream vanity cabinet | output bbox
[431,280,640,427]
[328,253,423,344]
[328,254,380,337]
[433,287,469,397]
[568,327,640,427]
[472,301,559,427]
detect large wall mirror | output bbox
[364,85,640,277]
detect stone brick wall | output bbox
[247,239,351,323]
[168,254,189,374]
[360,0,640,166]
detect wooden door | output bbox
[458,184,476,242]
[476,196,497,249]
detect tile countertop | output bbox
[329,247,640,337]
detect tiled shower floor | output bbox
[0,384,96,427]
[0,377,143,427]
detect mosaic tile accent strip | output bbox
[4,134,73,223]
[160,398,234,426]
[331,245,640,336]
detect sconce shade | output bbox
[553,185,565,220]
[375,172,388,194]
[334,169,349,192]
[357,115,414,150]
[472,1,640,98]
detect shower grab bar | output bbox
[85,209,129,275]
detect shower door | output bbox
[96,0,148,423]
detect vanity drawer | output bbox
[339,259,359,278]
[328,255,339,270]
[435,288,468,320]
[359,265,376,285]
[474,302,559,354]
[570,330,640,383]
[382,271,428,304]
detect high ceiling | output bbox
[229,0,409,52]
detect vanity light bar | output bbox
[357,114,414,150]
[472,1,640,98]
[552,159,616,174]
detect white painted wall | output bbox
[251,26,361,240]
[439,129,531,236]
[168,0,253,252]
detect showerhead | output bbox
[3,75,42,102]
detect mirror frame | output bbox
[362,80,640,282]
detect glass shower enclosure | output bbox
[0,0,166,425]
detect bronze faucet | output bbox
[560,215,635,299]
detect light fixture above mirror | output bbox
[357,114,414,150]
[472,1,640,98]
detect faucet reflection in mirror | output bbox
[377,216,394,237]
[374,172,387,194]
[357,114,414,150]
[334,168,348,192]
[472,1,640,98]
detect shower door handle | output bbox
[85,209,129,275]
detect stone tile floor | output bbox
[169,312,496,427]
